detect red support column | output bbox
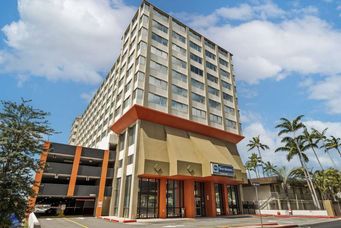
[223,184,229,215]
[28,141,50,210]
[184,180,195,218]
[67,146,82,196]
[159,179,167,218]
[205,181,216,217]
[95,150,109,217]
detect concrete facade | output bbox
[66,1,246,219]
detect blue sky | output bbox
[1,0,341,170]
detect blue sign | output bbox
[211,163,234,177]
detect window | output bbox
[128,125,136,146]
[172,56,186,69]
[206,61,217,71]
[148,93,167,106]
[141,14,149,24]
[224,105,235,115]
[172,43,186,55]
[127,154,134,165]
[172,85,187,97]
[220,68,230,79]
[223,93,233,102]
[151,46,168,59]
[137,55,146,65]
[207,73,218,83]
[190,65,203,76]
[208,86,219,96]
[150,60,168,74]
[114,178,121,216]
[219,47,228,57]
[219,58,228,67]
[149,76,167,90]
[135,71,145,82]
[139,27,148,38]
[133,88,144,101]
[192,107,206,119]
[209,113,222,124]
[153,9,168,22]
[171,100,188,113]
[172,20,186,33]
[152,20,168,33]
[190,53,202,64]
[205,50,216,60]
[189,30,201,41]
[209,99,221,109]
[191,78,204,90]
[152,32,168,46]
[221,81,231,90]
[172,31,186,43]
[205,39,215,49]
[192,92,205,104]
[123,97,131,109]
[123,175,132,217]
[226,119,237,129]
[190,41,201,52]
[125,80,132,92]
[119,133,125,151]
[172,70,187,83]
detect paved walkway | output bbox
[38,215,341,228]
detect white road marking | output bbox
[45,218,53,220]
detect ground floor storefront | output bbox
[135,177,242,219]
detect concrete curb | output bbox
[99,216,137,223]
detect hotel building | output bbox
[67,0,247,219]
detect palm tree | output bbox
[247,136,269,177]
[263,161,277,177]
[245,153,262,178]
[302,128,324,170]
[324,136,341,157]
[312,128,336,168]
[271,166,305,211]
[275,115,321,209]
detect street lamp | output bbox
[252,182,263,228]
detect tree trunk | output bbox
[337,148,341,157]
[327,151,337,168]
[257,148,264,177]
[311,147,324,171]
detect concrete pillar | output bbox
[184,180,195,218]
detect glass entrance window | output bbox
[227,185,240,215]
[166,180,184,217]
[137,178,159,218]
[215,184,224,215]
[194,182,205,217]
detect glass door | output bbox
[194,182,205,217]
[166,180,184,217]
[215,184,224,216]
[227,185,240,215]
[137,178,159,218]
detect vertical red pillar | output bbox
[159,179,167,218]
[223,184,229,215]
[67,146,82,196]
[96,150,109,217]
[205,181,216,217]
[29,141,50,209]
[184,180,195,218]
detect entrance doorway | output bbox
[166,180,184,217]
[137,178,159,218]
[227,185,240,215]
[214,184,224,215]
[194,182,205,217]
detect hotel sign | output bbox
[211,163,234,177]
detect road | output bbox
[38,216,341,228]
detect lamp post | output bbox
[253,182,263,228]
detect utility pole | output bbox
[253,182,263,228]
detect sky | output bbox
[0,0,341,171]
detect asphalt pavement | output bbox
[38,216,341,228]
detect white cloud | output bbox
[306,75,341,114]
[81,90,96,102]
[0,0,136,83]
